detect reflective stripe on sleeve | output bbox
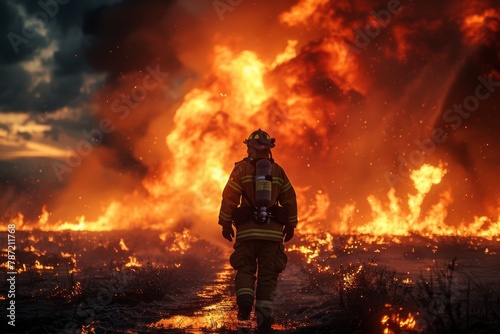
[241,175,254,184]
[280,181,292,193]
[228,180,242,193]
[219,210,232,222]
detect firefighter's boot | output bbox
[237,295,253,321]
[255,306,273,333]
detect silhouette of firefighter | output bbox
[218,129,298,333]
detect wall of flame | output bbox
[7,0,500,241]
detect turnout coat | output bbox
[218,158,298,242]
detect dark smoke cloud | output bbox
[263,0,500,225]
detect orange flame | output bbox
[354,163,500,239]
[462,8,500,46]
[381,311,417,333]
[3,2,499,244]
[125,256,142,268]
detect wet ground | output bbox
[140,258,333,333]
[1,231,500,333]
[62,255,333,333]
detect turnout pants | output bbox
[229,239,288,312]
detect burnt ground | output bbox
[1,230,500,333]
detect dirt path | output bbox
[73,251,327,333]
[135,253,334,333]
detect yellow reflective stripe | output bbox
[237,229,283,239]
[236,288,254,296]
[237,233,283,239]
[241,175,254,183]
[272,177,283,185]
[255,300,274,309]
[280,182,292,193]
[287,215,298,222]
[237,229,283,237]
[228,180,242,193]
[256,182,271,191]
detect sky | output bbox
[1,0,499,233]
[1,0,167,220]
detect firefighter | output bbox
[218,129,298,333]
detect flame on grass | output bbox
[34,260,54,271]
[288,163,499,271]
[125,256,142,268]
[355,163,500,239]
[381,310,417,333]
[163,228,196,255]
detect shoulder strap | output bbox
[240,186,258,210]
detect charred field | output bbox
[1,229,499,334]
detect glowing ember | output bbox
[124,256,142,268]
[34,260,54,271]
[342,264,364,289]
[462,8,500,45]
[61,252,78,274]
[119,238,129,251]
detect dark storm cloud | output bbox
[0,0,125,113]
[0,64,32,110]
[53,36,88,76]
[0,1,46,64]
[34,74,85,111]
[0,63,86,113]
[0,0,128,220]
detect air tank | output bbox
[255,159,272,208]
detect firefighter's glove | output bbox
[222,224,235,242]
[283,226,295,242]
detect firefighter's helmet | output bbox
[244,129,275,151]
